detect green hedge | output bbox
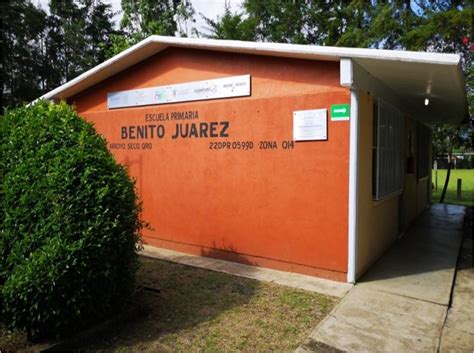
[1,101,143,339]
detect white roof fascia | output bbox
[151,35,461,65]
[38,35,462,103]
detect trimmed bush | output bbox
[0,101,143,339]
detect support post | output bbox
[457,178,462,200]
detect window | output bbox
[372,98,404,200]
[416,123,430,179]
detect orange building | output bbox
[39,36,468,283]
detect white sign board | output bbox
[107,74,251,109]
[293,109,327,141]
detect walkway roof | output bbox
[38,36,468,124]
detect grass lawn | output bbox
[0,257,338,352]
[432,169,474,206]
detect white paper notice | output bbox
[293,109,328,141]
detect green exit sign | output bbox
[331,104,350,121]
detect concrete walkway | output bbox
[141,245,352,298]
[440,207,474,352]
[298,204,472,352]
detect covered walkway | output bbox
[298,204,471,352]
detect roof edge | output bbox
[150,35,461,65]
[37,35,462,102]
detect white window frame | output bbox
[373,98,404,200]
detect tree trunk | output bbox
[440,147,452,203]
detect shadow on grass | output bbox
[79,253,262,351]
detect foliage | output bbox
[401,2,473,202]
[203,0,405,46]
[400,2,473,114]
[106,0,195,58]
[0,101,143,339]
[121,0,188,36]
[200,5,256,41]
[0,0,47,108]
[3,0,471,114]
[45,0,117,89]
[432,123,472,158]
[1,0,117,111]
[204,0,471,50]
[239,0,315,44]
[432,121,472,202]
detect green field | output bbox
[432,169,474,206]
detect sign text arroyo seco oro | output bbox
[107,74,251,109]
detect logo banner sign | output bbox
[107,74,251,109]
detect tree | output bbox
[0,0,47,110]
[1,0,117,110]
[401,2,473,202]
[205,1,467,48]
[106,0,195,58]
[44,0,116,90]
[203,0,381,46]
[432,123,472,202]
[335,1,424,49]
[83,0,117,65]
[203,0,326,43]
[46,0,87,87]
[201,4,256,41]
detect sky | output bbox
[35,0,244,35]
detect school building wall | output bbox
[356,90,400,278]
[69,48,351,281]
[400,117,431,230]
[355,89,432,279]
[400,116,418,230]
